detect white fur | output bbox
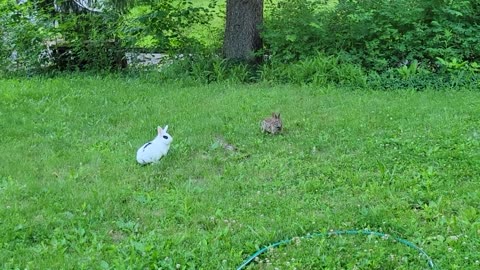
[136,125,173,165]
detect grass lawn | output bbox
[1,76,479,269]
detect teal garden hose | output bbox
[237,229,436,270]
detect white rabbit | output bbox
[136,125,173,165]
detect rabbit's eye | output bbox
[163,135,169,139]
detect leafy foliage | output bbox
[2,0,480,89]
[263,0,480,72]
[50,10,125,71]
[0,0,125,73]
[120,0,214,53]
[0,1,54,74]
[261,0,326,63]
[0,0,216,74]
[259,53,366,87]
[159,53,255,84]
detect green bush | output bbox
[328,0,480,71]
[159,53,254,84]
[49,11,126,72]
[259,54,366,87]
[261,0,326,63]
[367,67,480,91]
[263,0,480,72]
[0,1,53,75]
[421,0,480,63]
[120,0,214,54]
[0,0,216,74]
[157,52,480,90]
[0,0,125,74]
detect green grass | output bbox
[1,76,479,269]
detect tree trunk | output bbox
[223,0,263,63]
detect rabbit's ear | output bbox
[163,125,169,133]
[276,113,281,118]
[271,112,276,118]
[157,126,163,134]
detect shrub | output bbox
[329,0,480,71]
[159,53,254,84]
[0,1,53,75]
[261,0,326,63]
[49,11,126,72]
[120,1,214,54]
[263,0,480,72]
[259,53,367,87]
[0,0,125,74]
[0,0,216,74]
[367,66,480,91]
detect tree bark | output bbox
[223,0,263,63]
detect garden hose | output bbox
[236,229,437,270]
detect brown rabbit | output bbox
[261,112,283,134]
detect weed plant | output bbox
[1,77,480,269]
[157,52,480,90]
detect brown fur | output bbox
[261,112,283,134]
